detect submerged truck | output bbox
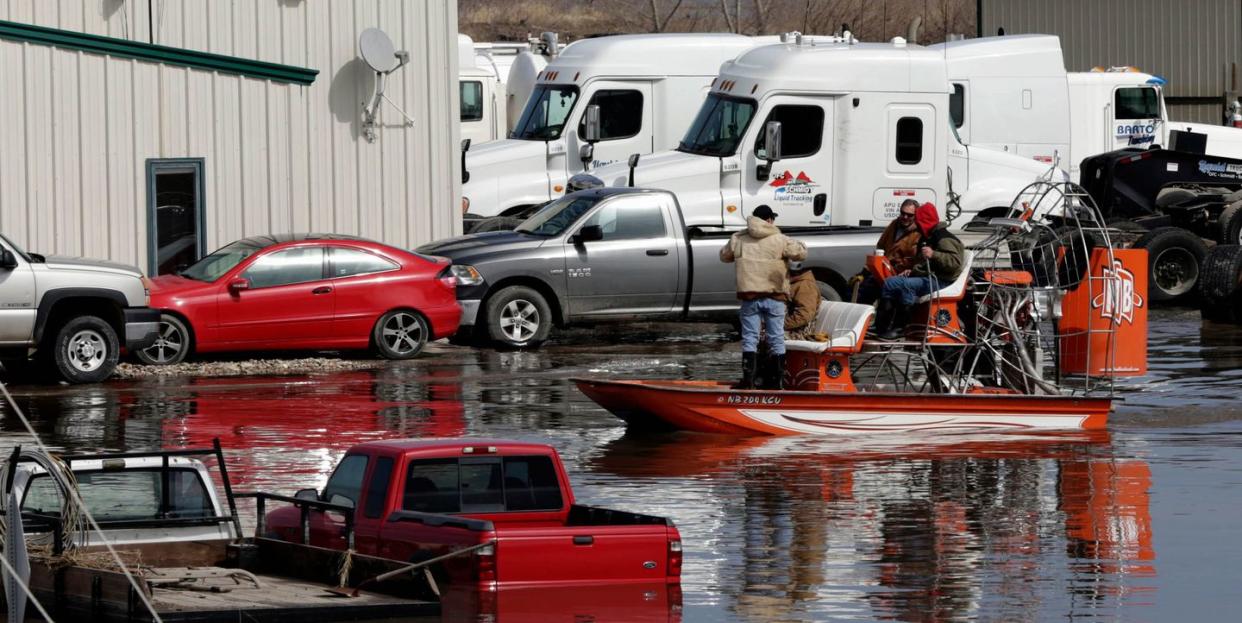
[589,35,1056,231]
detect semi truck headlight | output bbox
[450,264,484,286]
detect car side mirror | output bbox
[0,250,16,270]
[582,104,601,143]
[461,138,472,184]
[228,277,250,294]
[294,488,319,501]
[574,224,604,244]
[579,143,595,168]
[327,494,355,509]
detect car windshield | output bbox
[678,94,757,157]
[178,239,267,282]
[512,85,580,140]
[515,195,604,236]
[0,233,32,262]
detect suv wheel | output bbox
[48,316,119,383]
[136,314,192,365]
[485,286,552,349]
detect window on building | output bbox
[579,200,667,240]
[331,247,397,278]
[755,105,824,159]
[578,89,643,140]
[1115,87,1160,119]
[950,84,966,129]
[895,117,924,165]
[461,81,484,121]
[147,159,205,276]
[242,246,325,288]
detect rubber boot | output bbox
[879,305,911,341]
[734,352,758,389]
[869,299,894,337]
[764,354,786,390]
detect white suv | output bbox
[0,234,159,383]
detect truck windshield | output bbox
[515,194,603,236]
[178,239,266,282]
[678,94,757,157]
[512,85,580,140]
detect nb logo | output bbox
[1091,260,1144,325]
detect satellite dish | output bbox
[360,28,399,73]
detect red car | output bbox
[137,234,460,365]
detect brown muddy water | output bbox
[2,307,1240,622]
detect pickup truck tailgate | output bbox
[496,525,670,585]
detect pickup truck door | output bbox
[569,82,654,174]
[0,239,36,344]
[741,99,835,226]
[563,195,680,317]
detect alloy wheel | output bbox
[382,312,424,355]
[499,299,540,343]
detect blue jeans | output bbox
[881,275,941,306]
[739,298,786,354]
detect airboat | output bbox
[574,181,1149,435]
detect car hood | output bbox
[41,255,144,278]
[147,274,216,298]
[416,230,548,263]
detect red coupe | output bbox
[136,234,460,365]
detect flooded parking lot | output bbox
[2,308,1241,621]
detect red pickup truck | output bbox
[262,439,683,596]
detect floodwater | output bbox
[2,307,1240,622]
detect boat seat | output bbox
[785,301,875,354]
[916,251,976,303]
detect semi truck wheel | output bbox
[47,315,119,384]
[1134,227,1208,303]
[485,286,552,349]
[1155,187,1196,209]
[1216,201,1242,245]
[1198,244,1242,323]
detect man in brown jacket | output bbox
[855,199,922,304]
[720,205,808,389]
[784,261,821,341]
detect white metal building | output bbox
[0,0,461,276]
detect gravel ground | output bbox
[112,356,388,379]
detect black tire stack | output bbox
[1198,244,1242,323]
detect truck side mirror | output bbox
[0,250,16,270]
[328,494,356,509]
[627,153,641,187]
[579,143,595,167]
[574,224,604,244]
[294,488,319,501]
[461,138,472,184]
[582,104,601,143]
[757,120,782,181]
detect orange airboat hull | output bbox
[573,379,1111,435]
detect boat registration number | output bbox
[720,394,782,405]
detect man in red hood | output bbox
[871,202,965,340]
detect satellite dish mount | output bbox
[359,28,413,143]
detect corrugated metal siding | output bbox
[0,0,460,269]
[982,0,1242,123]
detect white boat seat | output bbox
[916,251,975,303]
[785,300,875,354]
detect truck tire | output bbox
[1156,187,1196,209]
[1133,227,1208,303]
[815,280,843,302]
[485,286,552,349]
[135,314,192,365]
[1216,201,1242,245]
[1198,244,1242,323]
[47,315,119,384]
[372,310,429,359]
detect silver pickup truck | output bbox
[0,233,159,383]
[418,187,879,348]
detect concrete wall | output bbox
[980,0,1242,124]
[0,0,460,273]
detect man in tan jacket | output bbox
[720,205,808,389]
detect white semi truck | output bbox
[460,33,830,220]
[459,33,561,146]
[588,35,1056,230]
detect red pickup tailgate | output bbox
[495,524,673,586]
